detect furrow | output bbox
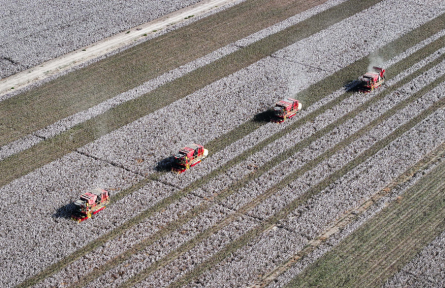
[284,166,445,288]
[254,143,445,288]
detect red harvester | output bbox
[271,98,302,123]
[172,143,208,174]
[71,188,110,223]
[358,66,385,93]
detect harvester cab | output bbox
[72,188,110,222]
[358,66,385,93]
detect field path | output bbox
[0,0,239,98]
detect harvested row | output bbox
[257,142,445,288]
[160,76,445,288]
[20,12,445,288]
[267,144,445,288]
[0,0,339,146]
[0,0,393,191]
[0,0,348,161]
[283,140,445,287]
[83,0,444,185]
[109,56,445,288]
[0,152,144,287]
[53,45,445,288]
[383,230,445,287]
[14,2,445,288]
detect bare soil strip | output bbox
[68,45,445,288]
[0,0,330,147]
[15,8,441,288]
[253,142,445,287]
[0,0,348,162]
[284,158,445,288]
[0,0,390,189]
[162,75,445,288]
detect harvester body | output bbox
[172,143,208,173]
[272,98,302,123]
[72,188,110,222]
[358,66,385,92]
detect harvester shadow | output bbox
[53,202,77,219]
[253,109,274,123]
[344,80,361,92]
[155,156,175,172]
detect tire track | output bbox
[284,161,445,287]
[253,142,445,288]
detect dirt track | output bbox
[2,0,445,287]
[0,0,238,92]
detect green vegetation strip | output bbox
[285,160,445,288]
[255,142,445,288]
[71,29,445,288]
[0,0,329,146]
[17,13,445,288]
[122,53,445,288]
[7,0,443,196]
[15,12,445,287]
[169,89,445,288]
[1,0,388,191]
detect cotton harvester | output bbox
[172,143,208,173]
[358,66,385,92]
[271,98,302,123]
[71,188,110,223]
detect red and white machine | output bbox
[271,98,302,123]
[358,66,385,93]
[172,144,208,174]
[71,188,110,223]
